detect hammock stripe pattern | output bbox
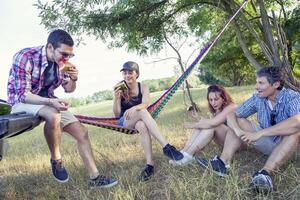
[74,115,138,134]
[75,0,249,134]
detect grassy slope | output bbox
[0,86,299,200]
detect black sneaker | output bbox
[250,169,273,194]
[139,164,154,181]
[89,175,118,189]
[50,159,69,183]
[195,155,230,177]
[163,144,183,161]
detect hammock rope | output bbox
[75,0,249,134]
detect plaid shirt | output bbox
[7,46,69,105]
[236,88,300,141]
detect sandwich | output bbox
[113,81,128,91]
[61,64,73,72]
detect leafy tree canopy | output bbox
[36,0,300,89]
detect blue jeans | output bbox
[118,116,125,127]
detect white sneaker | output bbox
[169,151,195,166]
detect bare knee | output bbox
[65,121,90,142]
[137,109,151,119]
[44,111,61,128]
[236,118,254,132]
[135,121,148,134]
[226,128,242,141]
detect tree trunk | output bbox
[222,0,300,91]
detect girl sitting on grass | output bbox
[169,85,236,166]
[113,61,183,181]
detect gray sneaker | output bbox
[250,169,273,194]
[89,175,118,189]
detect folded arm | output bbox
[257,115,300,137]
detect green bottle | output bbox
[0,102,11,116]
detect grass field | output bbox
[0,86,300,200]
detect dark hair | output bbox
[47,29,74,49]
[256,67,284,90]
[207,85,233,114]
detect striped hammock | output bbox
[75,0,249,134]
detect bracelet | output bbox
[70,76,78,82]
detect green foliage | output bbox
[197,68,227,86]
[34,0,235,55]
[284,6,300,42]
[186,74,202,88]
[35,0,300,87]
[294,67,300,80]
[142,75,202,93]
[284,6,300,70]
[187,4,225,37]
[198,30,257,86]
[35,0,192,55]
[67,97,84,107]
[142,76,177,92]
[90,89,113,102]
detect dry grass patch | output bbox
[1,86,299,199]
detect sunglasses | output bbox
[57,50,75,59]
[270,110,276,126]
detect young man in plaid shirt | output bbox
[7,29,117,188]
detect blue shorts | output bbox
[118,116,125,127]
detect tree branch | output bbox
[258,0,281,66]
[163,33,197,107]
[144,57,178,64]
[232,21,264,69]
[224,0,272,66]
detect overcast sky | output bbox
[0,0,192,100]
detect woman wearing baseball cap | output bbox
[113,61,183,181]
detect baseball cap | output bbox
[120,61,139,73]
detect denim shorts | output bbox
[118,116,125,127]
